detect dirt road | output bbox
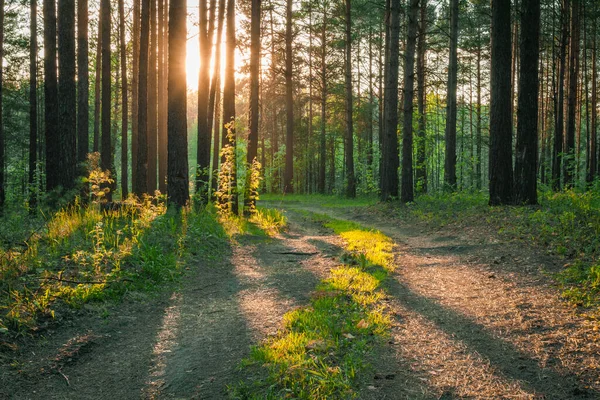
[2,202,600,399]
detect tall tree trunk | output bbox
[119,0,129,198]
[135,0,150,196]
[476,45,482,189]
[514,0,540,204]
[44,0,59,192]
[444,0,458,190]
[591,19,598,182]
[0,0,3,208]
[29,0,38,208]
[100,0,112,200]
[167,0,189,208]
[77,0,88,167]
[415,0,427,193]
[222,0,238,213]
[210,0,225,195]
[401,0,419,203]
[367,27,374,170]
[565,0,580,187]
[283,0,294,193]
[158,0,167,193]
[553,0,569,189]
[93,3,101,153]
[58,0,77,190]
[344,0,356,198]
[132,0,140,188]
[318,6,327,194]
[380,0,400,201]
[244,0,261,214]
[489,0,514,205]
[197,0,210,197]
[148,0,158,192]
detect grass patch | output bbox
[260,194,377,209]
[230,212,394,399]
[0,198,229,336]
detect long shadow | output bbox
[307,235,596,399]
[159,222,258,399]
[385,276,596,399]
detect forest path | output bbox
[1,213,340,399]
[267,200,600,399]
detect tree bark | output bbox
[318,6,327,194]
[489,0,514,205]
[283,0,294,194]
[135,0,150,196]
[514,0,540,204]
[100,0,112,201]
[565,0,580,187]
[43,0,59,192]
[132,0,140,187]
[553,0,569,189]
[119,0,129,198]
[58,0,77,190]
[344,0,356,198]
[30,0,38,208]
[244,0,261,214]
[148,0,158,192]
[380,0,400,201]
[222,0,238,212]
[444,0,458,190]
[93,2,102,153]
[415,0,427,193]
[210,0,225,195]
[591,18,598,181]
[167,0,190,208]
[401,0,419,203]
[77,0,88,167]
[158,0,167,193]
[197,0,211,198]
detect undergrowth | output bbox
[230,212,394,399]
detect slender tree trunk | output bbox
[401,0,419,203]
[147,0,158,192]
[135,0,150,196]
[476,45,482,189]
[591,20,598,182]
[553,0,569,189]
[167,0,189,208]
[93,2,102,153]
[283,0,294,193]
[489,0,514,205]
[29,0,38,208]
[77,0,88,168]
[132,0,140,187]
[367,27,374,170]
[244,0,261,214]
[344,0,356,198]
[415,0,427,193]
[58,0,77,190]
[119,0,129,198]
[380,0,400,201]
[210,0,225,194]
[44,0,59,192]
[514,0,540,204]
[158,0,168,193]
[444,0,458,190]
[222,0,238,213]
[100,0,112,200]
[197,0,211,197]
[318,7,327,194]
[565,0,580,187]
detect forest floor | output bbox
[2,197,600,399]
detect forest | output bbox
[2,0,600,398]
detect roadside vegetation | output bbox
[262,189,600,309]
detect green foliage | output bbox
[216,123,238,216]
[244,158,263,216]
[231,212,393,399]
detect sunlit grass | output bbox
[260,193,378,209]
[231,211,395,399]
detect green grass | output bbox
[260,193,378,209]
[230,212,394,399]
[0,198,230,336]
